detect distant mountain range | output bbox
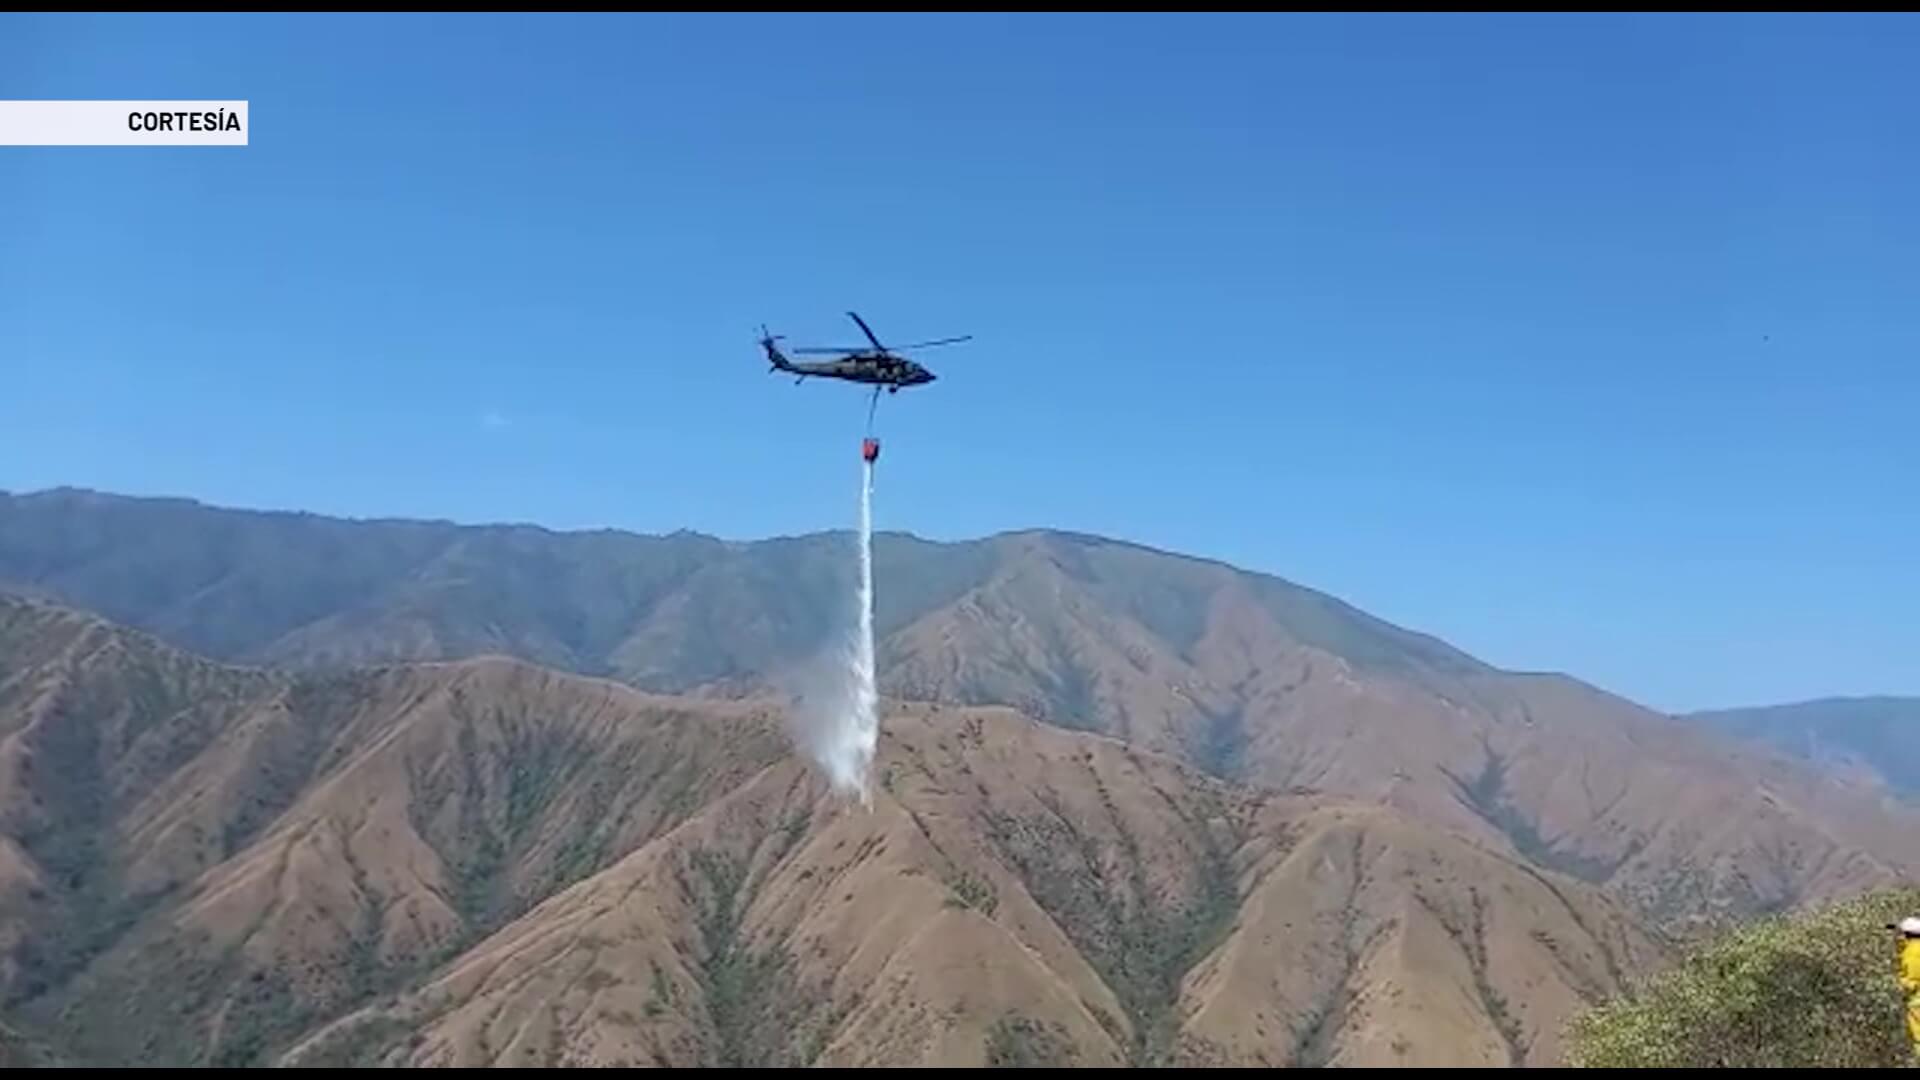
[0,486,1913,1066]
[1687,697,1920,798]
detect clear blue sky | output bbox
[3,14,1915,713]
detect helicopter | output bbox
[759,311,970,394]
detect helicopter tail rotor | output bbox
[759,325,795,373]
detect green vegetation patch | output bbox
[1566,886,1920,1068]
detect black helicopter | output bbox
[759,311,970,393]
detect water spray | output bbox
[849,450,878,803]
[786,440,881,806]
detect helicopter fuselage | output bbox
[770,347,936,389]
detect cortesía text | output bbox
[128,109,242,133]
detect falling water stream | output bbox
[788,454,879,804]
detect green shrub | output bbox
[985,1013,1078,1067]
[1566,887,1920,1068]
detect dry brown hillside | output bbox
[5,492,1911,942]
[0,596,1660,1067]
[876,532,1920,934]
[0,597,789,1065]
[284,703,1662,1068]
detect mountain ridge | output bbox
[0,486,1509,682]
[5,484,1917,947]
[1686,696,1920,800]
[0,593,1666,1067]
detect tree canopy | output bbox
[1567,887,1920,1068]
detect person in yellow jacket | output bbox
[1893,917,1920,1062]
